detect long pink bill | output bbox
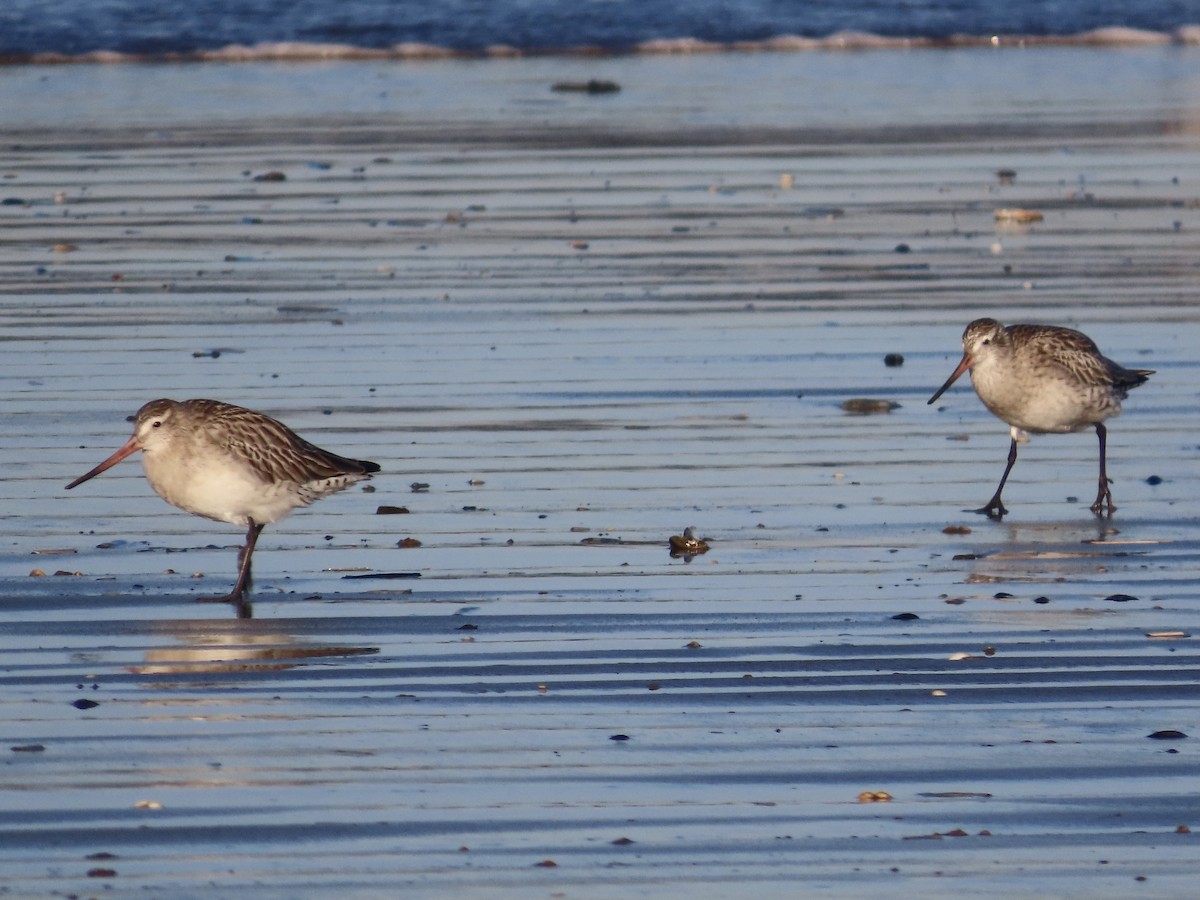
[65,436,141,490]
[927,353,972,405]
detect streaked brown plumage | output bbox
[929,318,1152,518]
[66,399,380,614]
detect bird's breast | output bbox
[142,449,308,526]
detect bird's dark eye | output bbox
[981,338,991,345]
[152,419,163,428]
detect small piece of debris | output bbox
[892,612,919,621]
[1147,631,1189,639]
[669,527,709,556]
[72,699,100,710]
[883,353,904,367]
[995,168,1017,184]
[551,79,620,94]
[1104,593,1138,603]
[858,791,893,803]
[994,207,1043,224]
[396,538,422,548]
[252,171,286,182]
[10,744,45,753]
[612,836,635,845]
[942,525,971,535]
[376,505,410,514]
[533,859,558,868]
[609,734,631,741]
[841,398,900,415]
[1148,730,1187,740]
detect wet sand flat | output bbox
[1,48,1199,897]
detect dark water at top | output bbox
[3,0,1199,60]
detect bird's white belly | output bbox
[972,367,1119,434]
[142,452,304,526]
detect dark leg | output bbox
[972,438,1017,519]
[199,520,265,604]
[1091,423,1115,516]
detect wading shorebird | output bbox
[67,399,380,615]
[928,318,1152,519]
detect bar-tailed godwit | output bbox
[67,399,380,614]
[928,318,1152,519]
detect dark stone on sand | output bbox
[10,744,45,752]
[72,699,99,710]
[952,553,976,560]
[1146,475,1163,485]
[994,592,1014,598]
[884,353,904,367]
[1148,730,1187,740]
[609,733,631,741]
[1104,594,1138,603]
[1033,596,1051,604]
[894,243,911,253]
[253,171,286,181]
[892,612,919,620]
[376,505,410,514]
[2,197,26,205]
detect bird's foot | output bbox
[969,498,1008,520]
[197,592,253,618]
[197,591,247,605]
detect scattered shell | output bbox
[134,800,163,810]
[942,525,971,535]
[52,242,78,253]
[396,538,422,548]
[1146,631,1189,639]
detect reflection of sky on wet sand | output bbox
[1,46,1200,899]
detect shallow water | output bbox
[1,48,1199,897]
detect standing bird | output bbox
[67,399,380,613]
[928,318,1152,519]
